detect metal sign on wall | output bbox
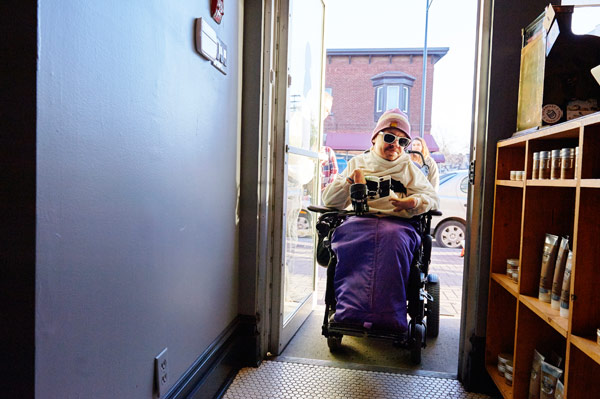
[195,17,227,74]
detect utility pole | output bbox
[420,0,434,138]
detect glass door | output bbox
[270,0,326,354]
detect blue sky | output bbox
[324,0,600,153]
[324,0,478,153]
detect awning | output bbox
[431,152,446,163]
[423,134,440,153]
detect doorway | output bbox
[266,0,478,376]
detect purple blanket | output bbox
[331,216,420,332]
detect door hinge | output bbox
[469,160,476,185]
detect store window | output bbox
[371,71,415,121]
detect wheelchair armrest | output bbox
[428,209,442,217]
[308,205,343,214]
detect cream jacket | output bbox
[424,155,440,191]
[322,149,439,218]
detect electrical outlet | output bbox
[155,348,168,397]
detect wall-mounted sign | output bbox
[195,18,227,74]
[211,0,224,24]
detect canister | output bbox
[497,353,513,376]
[551,149,561,180]
[507,258,519,277]
[560,148,575,179]
[539,151,551,179]
[532,152,540,179]
[516,171,524,181]
[505,362,513,386]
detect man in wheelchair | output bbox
[321,108,439,335]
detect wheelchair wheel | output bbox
[426,279,440,338]
[410,324,425,365]
[327,335,343,351]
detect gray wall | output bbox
[36,1,241,397]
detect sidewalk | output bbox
[430,246,463,317]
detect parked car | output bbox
[431,170,468,248]
[336,157,348,173]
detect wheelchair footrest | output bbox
[327,319,408,341]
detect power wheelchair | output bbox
[308,181,442,365]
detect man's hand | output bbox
[347,169,366,184]
[389,197,418,212]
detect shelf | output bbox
[486,364,513,399]
[496,180,524,187]
[526,179,577,187]
[520,295,568,337]
[499,119,582,148]
[580,179,600,188]
[579,111,600,127]
[491,273,518,298]
[571,335,600,367]
[489,112,600,398]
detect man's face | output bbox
[373,128,409,161]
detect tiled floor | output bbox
[223,361,491,399]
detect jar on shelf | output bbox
[539,151,551,179]
[505,362,513,386]
[560,148,575,179]
[497,353,513,376]
[532,152,540,179]
[510,171,517,180]
[507,258,519,276]
[516,171,524,181]
[551,149,562,180]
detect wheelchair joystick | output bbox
[350,183,369,216]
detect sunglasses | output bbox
[379,132,411,147]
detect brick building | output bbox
[323,48,448,164]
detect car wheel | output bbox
[435,220,465,248]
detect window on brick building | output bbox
[402,86,409,113]
[387,86,400,109]
[371,71,415,121]
[375,87,383,112]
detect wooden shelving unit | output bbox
[486,113,600,398]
